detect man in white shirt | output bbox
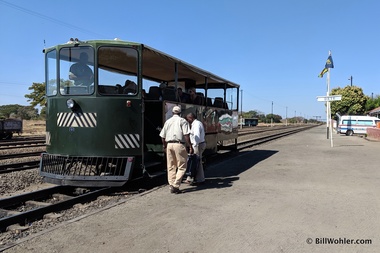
[185,112,206,184]
[160,106,193,194]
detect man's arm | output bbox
[184,134,193,154]
[161,137,167,150]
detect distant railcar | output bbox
[244,118,258,127]
[40,39,240,187]
[0,119,23,139]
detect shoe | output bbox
[170,185,182,194]
[184,180,192,184]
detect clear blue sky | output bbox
[1,0,379,120]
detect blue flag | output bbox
[325,55,334,68]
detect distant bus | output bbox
[244,118,258,127]
[338,115,380,136]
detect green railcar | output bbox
[40,39,240,187]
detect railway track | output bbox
[0,151,42,160]
[0,136,45,143]
[0,186,114,233]
[0,136,45,174]
[237,125,297,137]
[0,161,40,174]
[237,125,316,150]
[0,140,46,151]
[0,136,45,150]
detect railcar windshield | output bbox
[46,50,57,96]
[59,47,95,95]
[48,46,139,96]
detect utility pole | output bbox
[348,76,353,86]
[240,89,243,129]
[285,106,288,126]
[271,101,273,127]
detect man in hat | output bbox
[160,106,193,194]
[69,52,94,86]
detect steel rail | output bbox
[0,141,46,150]
[237,126,315,150]
[0,186,113,232]
[0,152,43,160]
[0,161,40,174]
[0,137,45,144]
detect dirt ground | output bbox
[3,126,379,253]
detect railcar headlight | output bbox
[66,98,76,109]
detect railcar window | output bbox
[98,47,138,95]
[46,50,57,96]
[59,47,95,95]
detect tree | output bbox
[17,106,38,120]
[40,107,47,119]
[265,114,282,123]
[25,82,46,107]
[365,94,380,112]
[242,110,266,123]
[242,110,264,118]
[0,104,40,119]
[0,104,23,118]
[330,86,368,118]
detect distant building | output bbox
[369,106,380,118]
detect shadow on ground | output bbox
[182,149,278,193]
[122,149,278,194]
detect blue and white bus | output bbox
[338,115,380,136]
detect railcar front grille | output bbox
[40,153,132,178]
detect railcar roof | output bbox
[55,39,240,89]
[141,44,239,89]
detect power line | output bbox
[0,0,108,38]
[0,81,30,86]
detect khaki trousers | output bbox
[166,143,188,188]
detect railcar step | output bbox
[144,161,163,168]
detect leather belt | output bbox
[167,140,185,144]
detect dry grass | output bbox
[22,120,46,136]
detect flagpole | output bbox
[319,51,334,145]
[326,66,330,140]
[327,50,333,147]
[327,68,333,147]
